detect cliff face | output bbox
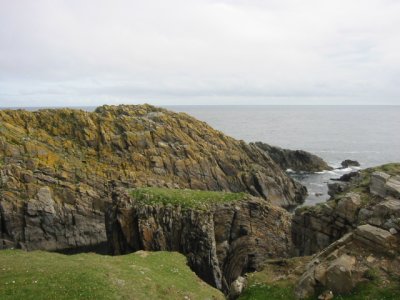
[0,164,108,251]
[106,188,292,292]
[255,142,332,172]
[0,105,305,251]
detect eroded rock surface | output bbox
[292,164,400,256]
[0,164,108,251]
[295,223,399,299]
[255,142,332,173]
[0,105,306,251]
[106,188,292,292]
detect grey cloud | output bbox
[0,0,400,106]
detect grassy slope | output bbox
[130,187,246,209]
[0,250,224,300]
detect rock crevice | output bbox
[106,188,292,292]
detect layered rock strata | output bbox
[295,223,399,299]
[0,164,108,251]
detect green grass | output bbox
[239,274,400,300]
[239,280,400,300]
[238,257,310,300]
[239,282,295,300]
[334,279,400,300]
[0,250,224,300]
[130,187,246,209]
[238,255,400,300]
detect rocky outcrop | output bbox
[292,164,400,256]
[106,188,292,292]
[254,142,332,172]
[295,222,399,299]
[340,159,360,168]
[292,193,361,256]
[238,163,400,299]
[327,171,360,198]
[370,171,400,198]
[0,105,306,251]
[0,164,109,251]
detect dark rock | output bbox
[292,198,356,256]
[254,142,332,173]
[340,160,360,168]
[331,171,360,182]
[327,182,349,198]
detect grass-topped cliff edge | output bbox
[130,187,247,209]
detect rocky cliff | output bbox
[238,163,400,299]
[254,142,332,172]
[0,105,305,251]
[106,187,293,293]
[292,163,400,256]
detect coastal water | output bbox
[166,106,400,205]
[5,105,400,205]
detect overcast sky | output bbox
[1,0,400,106]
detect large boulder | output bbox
[336,192,362,223]
[325,254,357,294]
[385,176,400,198]
[370,171,391,198]
[341,160,360,168]
[354,224,397,252]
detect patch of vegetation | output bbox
[130,187,246,209]
[239,282,295,300]
[363,268,379,281]
[239,255,400,300]
[239,257,310,300]
[239,279,400,300]
[0,249,224,300]
[334,278,400,300]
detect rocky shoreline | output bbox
[0,105,399,299]
[0,105,306,252]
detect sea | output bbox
[4,105,400,206]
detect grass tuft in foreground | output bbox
[0,250,224,300]
[130,187,246,209]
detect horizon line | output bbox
[1,103,400,109]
